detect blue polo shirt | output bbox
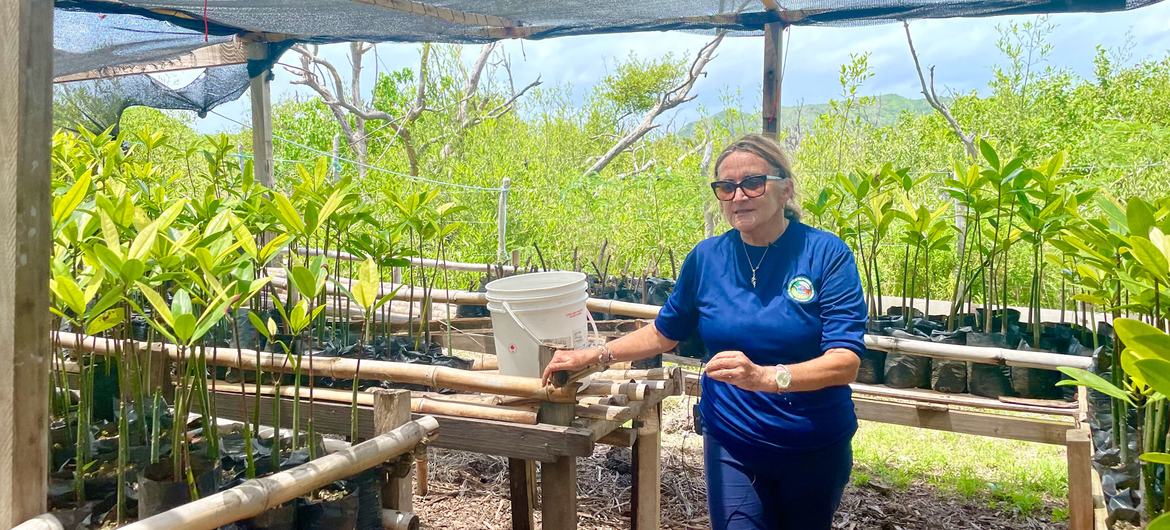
[655,221,867,453]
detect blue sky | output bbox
[189,2,1170,134]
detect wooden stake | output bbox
[539,401,578,529]
[415,450,428,497]
[0,1,53,525]
[1067,428,1093,530]
[247,42,274,188]
[631,404,662,530]
[374,389,414,513]
[508,458,536,530]
[762,22,784,135]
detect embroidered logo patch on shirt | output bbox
[787,276,815,303]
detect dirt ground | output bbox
[412,402,1065,530]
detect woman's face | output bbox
[715,151,792,236]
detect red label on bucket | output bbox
[566,309,584,318]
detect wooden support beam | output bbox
[374,389,414,513]
[0,1,53,526]
[53,41,247,84]
[247,42,274,189]
[1067,427,1094,530]
[762,22,784,135]
[631,404,663,530]
[352,0,519,29]
[508,458,536,530]
[207,393,593,462]
[853,397,1073,445]
[539,401,578,529]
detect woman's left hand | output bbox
[704,350,777,392]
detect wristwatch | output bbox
[774,364,792,391]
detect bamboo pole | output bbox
[863,335,1093,370]
[382,509,420,530]
[577,381,653,400]
[212,381,539,424]
[119,417,439,530]
[594,367,676,381]
[11,514,65,530]
[53,332,577,403]
[575,403,636,422]
[296,246,520,275]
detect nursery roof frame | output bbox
[3,0,1167,526]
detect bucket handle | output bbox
[499,300,600,351]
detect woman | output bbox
[543,134,867,530]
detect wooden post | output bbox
[0,1,53,526]
[415,449,428,496]
[539,376,578,530]
[508,458,536,530]
[631,404,662,530]
[497,177,511,263]
[374,389,414,512]
[1067,428,1093,530]
[247,41,274,189]
[762,22,784,135]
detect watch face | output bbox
[775,367,792,388]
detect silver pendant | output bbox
[751,273,757,287]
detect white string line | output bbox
[208,109,506,193]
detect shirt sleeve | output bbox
[654,248,700,342]
[818,241,868,356]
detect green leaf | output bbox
[1140,452,1170,465]
[248,311,274,341]
[1134,358,1170,399]
[1127,198,1156,241]
[315,187,347,232]
[171,289,193,318]
[127,218,159,261]
[1148,513,1170,530]
[1114,318,1170,363]
[232,221,257,259]
[978,139,999,170]
[1128,236,1169,282]
[173,313,196,344]
[191,293,231,344]
[120,258,145,284]
[50,275,87,316]
[54,171,91,227]
[85,308,124,336]
[288,266,321,300]
[1056,367,1133,405]
[1122,349,1149,389]
[353,258,381,311]
[271,193,305,235]
[137,283,173,327]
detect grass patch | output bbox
[853,420,1068,520]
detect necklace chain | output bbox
[741,239,771,287]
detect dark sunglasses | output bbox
[709,174,786,201]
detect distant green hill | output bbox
[679,93,934,137]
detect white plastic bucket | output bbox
[485,271,590,378]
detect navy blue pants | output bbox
[704,434,853,530]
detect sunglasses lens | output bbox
[712,182,737,200]
[741,176,767,197]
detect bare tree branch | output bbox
[904,21,977,159]
[586,31,726,175]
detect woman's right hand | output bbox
[541,347,599,386]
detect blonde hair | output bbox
[714,134,801,220]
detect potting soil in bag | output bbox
[928,327,969,393]
[856,349,886,384]
[138,455,218,518]
[882,329,932,389]
[297,483,359,530]
[1011,341,1065,399]
[351,468,383,530]
[965,332,1013,398]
